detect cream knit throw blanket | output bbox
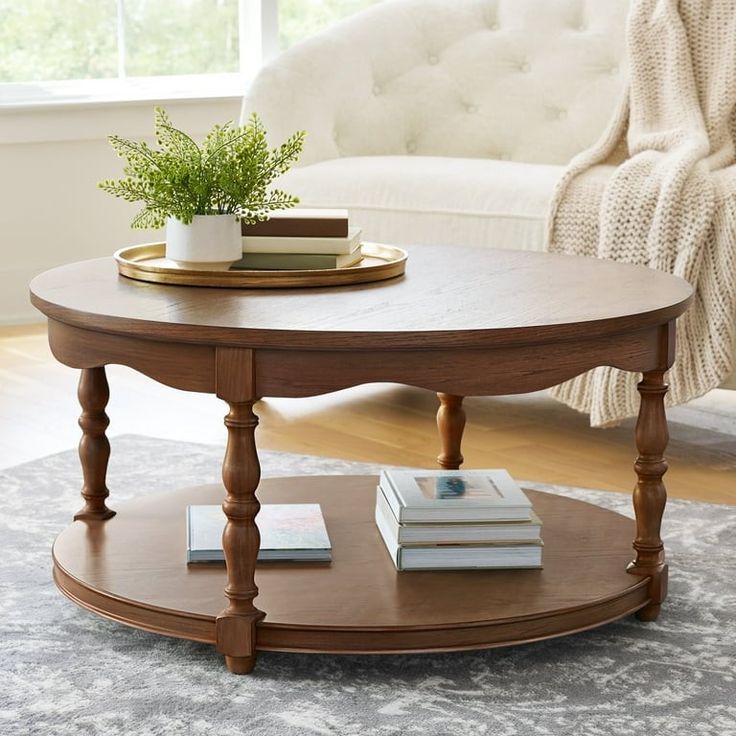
[546,0,736,427]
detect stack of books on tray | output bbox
[186,504,332,563]
[233,208,362,270]
[375,469,543,571]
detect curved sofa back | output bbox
[243,0,629,166]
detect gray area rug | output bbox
[1,435,734,736]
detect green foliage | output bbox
[122,0,239,77]
[0,0,238,82]
[0,0,381,84]
[278,0,380,49]
[0,0,378,82]
[0,0,117,82]
[99,107,305,230]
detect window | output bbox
[0,0,380,90]
[0,0,240,83]
[279,0,380,49]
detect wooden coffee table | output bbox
[30,246,692,674]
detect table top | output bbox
[30,246,693,350]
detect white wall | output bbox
[0,97,242,324]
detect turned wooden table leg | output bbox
[627,370,669,621]
[216,400,265,674]
[437,393,466,470]
[75,367,115,521]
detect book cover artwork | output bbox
[187,503,331,562]
[381,469,531,522]
[415,475,504,501]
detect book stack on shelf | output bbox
[375,469,543,571]
[234,208,362,270]
[186,504,332,563]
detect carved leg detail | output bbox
[216,400,264,674]
[437,393,466,470]
[75,367,115,521]
[628,370,669,621]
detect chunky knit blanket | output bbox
[546,0,736,427]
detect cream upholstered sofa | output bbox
[242,0,736,387]
[242,0,627,252]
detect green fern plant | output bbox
[99,107,305,229]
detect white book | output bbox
[242,227,362,255]
[186,504,331,563]
[375,486,542,544]
[379,469,532,523]
[375,502,543,571]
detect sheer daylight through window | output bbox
[0,0,380,85]
[279,0,379,48]
[0,0,240,83]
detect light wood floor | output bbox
[1,324,734,504]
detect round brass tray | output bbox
[114,242,407,288]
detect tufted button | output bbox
[428,54,439,65]
[488,22,499,30]
[609,64,619,74]
[576,23,587,32]
[557,109,567,120]
[466,103,479,114]
[519,61,531,73]
[406,140,417,153]
[372,85,381,96]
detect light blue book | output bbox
[186,504,331,563]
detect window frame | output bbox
[0,0,279,111]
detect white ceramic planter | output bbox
[165,215,241,269]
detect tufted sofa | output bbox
[242,0,736,387]
[242,0,628,251]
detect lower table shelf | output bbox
[52,475,651,654]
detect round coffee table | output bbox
[30,246,693,674]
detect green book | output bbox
[230,249,362,271]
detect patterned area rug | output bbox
[1,436,734,736]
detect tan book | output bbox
[242,227,361,255]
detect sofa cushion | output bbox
[278,155,565,251]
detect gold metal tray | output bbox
[114,242,407,289]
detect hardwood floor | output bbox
[1,324,734,504]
